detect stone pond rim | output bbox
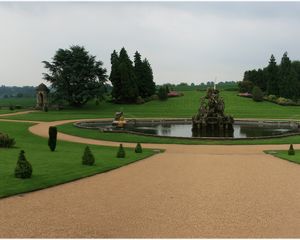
[73,118,300,141]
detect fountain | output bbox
[112,112,127,128]
[192,87,234,137]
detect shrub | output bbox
[276,97,295,106]
[135,143,143,153]
[48,126,57,151]
[151,94,159,100]
[267,95,277,102]
[15,105,22,109]
[158,86,168,101]
[252,86,264,102]
[82,146,95,165]
[288,144,295,155]
[117,144,125,158]
[9,105,15,111]
[136,96,145,104]
[43,105,48,112]
[0,133,16,148]
[15,150,32,179]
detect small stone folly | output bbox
[192,87,234,137]
[36,83,49,109]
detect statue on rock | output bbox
[192,87,234,137]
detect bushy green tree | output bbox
[15,150,32,179]
[42,45,107,107]
[82,146,95,165]
[135,143,142,153]
[252,86,264,102]
[158,86,168,101]
[48,126,57,152]
[117,144,125,158]
[288,144,295,155]
[238,80,254,93]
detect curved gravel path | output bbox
[1,117,300,237]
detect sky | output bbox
[0,1,300,87]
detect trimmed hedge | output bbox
[0,133,15,148]
[135,143,143,153]
[288,144,295,155]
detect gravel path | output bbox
[1,118,300,237]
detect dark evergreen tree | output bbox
[288,144,295,155]
[117,144,125,158]
[134,51,146,98]
[15,150,32,179]
[266,54,279,96]
[110,50,122,102]
[142,58,156,97]
[43,45,107,107]
[279,52,299,99]
[48,126,57,152]
[118,48,139,103]
[82,146,95,165]
[135,143,142,153]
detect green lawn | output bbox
[0,97,35,108]
[58,123,300,145]
[267,149,300,164]
[0,121,156,198]
[3,91,300,121]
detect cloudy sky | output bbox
[0,1,300,87]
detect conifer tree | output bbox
[266,54,279,96]
[142,58,156,97]
[110,50,121,102]
[15,150,32,179]
[82,146,95,165]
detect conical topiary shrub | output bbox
[288,144,295,155]
[82,146,95,166]
[48,126,57,152]
[117,144,125,158]
[135,143,142,153]
[15,150,32,179]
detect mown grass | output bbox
[267,150,300,164]
[0,121,156,198]
[3,91,300,121]
[58,123,300,145]
[0,97,35,108]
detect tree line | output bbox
[239,52,300,100]
[42,45,155,107]
[110,47,155,103]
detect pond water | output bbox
[78,121,300,139]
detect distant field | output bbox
[2,91,300,121]
[0,97,35,108]
[0,121,156,198]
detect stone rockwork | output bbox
[192,88,234,137]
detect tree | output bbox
[82,146,95,165]
[238,80,254,93]
[278,52,299,99]
[110,50,122,102]
[48,126,57,151]
[42,45,107,107]
[142,58,156,97]
[117,144,125,158]
[252,86,264,102]
[158,86,168,101]
[288,144,295,155]
[15,150,32,179]
[266,54,279,96]
[135,143,142,153]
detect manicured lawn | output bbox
[2,91,300,121]
[58,122,300,145]
[0,121,157,198]
[267,149,300,164]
